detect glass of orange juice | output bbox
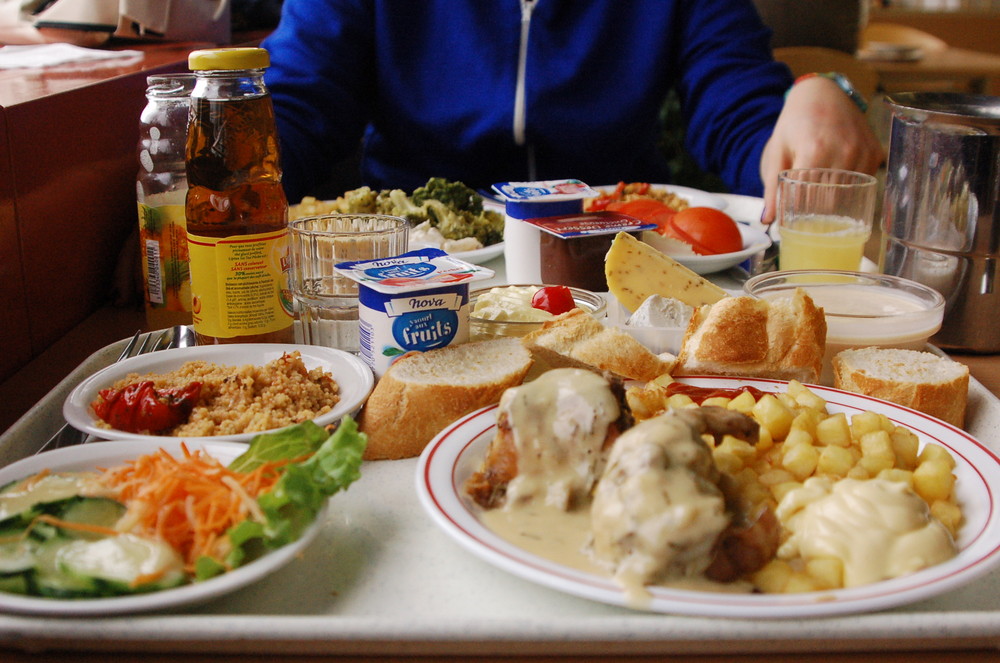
[777,168,877,271]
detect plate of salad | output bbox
[0,419,366,615]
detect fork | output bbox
[34,328,174,455]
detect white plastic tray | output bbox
[1,330,1000,656]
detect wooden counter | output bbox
[0,41,207,387]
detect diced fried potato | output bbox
[913,460,955,503]
[859,430,896,475]
[757,468,796,487]
[752,559,793,594]
[876,468,914,487]
[851,411,889,438]
[782,443,819,481]
[788,380,827,411]
[783,428,813,448]
[790,409,822,437]
[667,393,697,409]
[713,449,743,475]
[890,427,920,470]
[815,412,851,447]
[919,444,957,470]
[930,500,963,538]
[805,557,843,590]
[817,445,855,478]
[753,395,794,441]
[784,572,822,594]
[727,390,757,414]
[717,436,757,461]
[771,481,803,503]
[846,465,870,480]
[702,396,731,408]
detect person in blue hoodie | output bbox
[262,0,882,222]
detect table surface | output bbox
[2,220,1000,660]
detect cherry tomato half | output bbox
[531,285,576,315]
[661,207,742,255]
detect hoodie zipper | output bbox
[514,0,537,177]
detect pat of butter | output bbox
[626,295,693,329]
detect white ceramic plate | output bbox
[449,241,505,265]
[643,223,772,275]
[590,183,728,211]
[416,376,1000,619]
[63,344,373,443]
[0,439,325,616]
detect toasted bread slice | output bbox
[521,308,676,382]
[675,289,826,383]
[833,347,969,427]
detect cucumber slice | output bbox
[55,535,187,594]
[0,539,33,576]
[0,472,105,526]
[57,498,126,540]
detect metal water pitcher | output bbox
[880,92,1000,353]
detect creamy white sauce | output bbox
[776,477,957,587]
[590,414,729,596]
[501,368,620,510]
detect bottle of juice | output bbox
[137,74,195,330]
[185,47,295,345]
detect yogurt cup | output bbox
[492,179,599,284]
[335,248,494,377]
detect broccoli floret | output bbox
[411,178,483,214]
[337,186,379,213]
[374,189,429,225]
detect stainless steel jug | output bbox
[880,92,1000,353]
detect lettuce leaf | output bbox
[194,417,367,580]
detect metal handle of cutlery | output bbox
[33,327,178,455]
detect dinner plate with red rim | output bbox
[0,439,326,616]
[63,344,374,444]
[415,376,1000,619]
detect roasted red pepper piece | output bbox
[91,381,202,434]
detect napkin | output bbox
[0,42,142,69]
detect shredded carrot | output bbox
[99,443,295,570]
[33,514,119,538]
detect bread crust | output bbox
[832,348,969,428]
[675,289,826,383]
[358,338,534,460]
[520,308,676,382]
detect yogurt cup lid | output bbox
[526,211,656,238]
[334,247,494,294]
[491,179,598,202]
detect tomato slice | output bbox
[663,207,742,255]
[531,285,576,315]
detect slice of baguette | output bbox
[832,347,969,427]
[520,308,676,382]
[357,337,533,460]
[674,289,826,383]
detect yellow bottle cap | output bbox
[188,47,270,71]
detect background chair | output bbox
[772,46,880,100]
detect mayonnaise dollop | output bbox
[471,285,554,323]
[776,477,957,587]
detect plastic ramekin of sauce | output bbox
[744,270,945,385]
[335,248,494,377]
[469,284,607,340]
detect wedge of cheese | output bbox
[605,231,728,312]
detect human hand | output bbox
[759,75,884,224]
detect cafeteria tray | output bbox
[1,335,1000,657]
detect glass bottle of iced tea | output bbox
[185,47,295,345]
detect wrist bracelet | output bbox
[788,71,869,113]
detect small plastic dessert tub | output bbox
[744,270,945,385]
[469,284,607,340]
